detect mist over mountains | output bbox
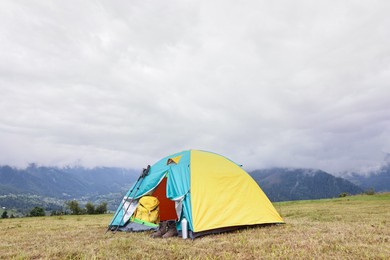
[1,163,389,214]
[344,163,390,193]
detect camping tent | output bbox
[108,150,284,238]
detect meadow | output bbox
[1,193,389,259]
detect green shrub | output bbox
[364,188,375,195]
[338,192,349,198]
[29,207,45,217]
[1,210,8,219]
[66,200,82,215]
[95,202,108,214]
[85,202,96,215]
[65,200,107,215]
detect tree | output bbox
[50,210,63,216]
[1,211,8,219]
[66,200,82,215]
[95,202,108,214]
[29,207,45,217]
[85,202,95,215]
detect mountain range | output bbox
[0,164,138,198]
[344,163,390,192]
[0,164,138,213]
[250,168,363,202]
[1,163,389,214]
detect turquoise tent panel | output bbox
[110,205,125,226]
[131,167,167,199]
[166,151,190,199]
[176,194,193,232]
[110,199,137,226]
[165,151,193,231]
[127,151,184,199]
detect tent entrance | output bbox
[151,177,177,221]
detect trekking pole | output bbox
[104,176,142,234]
[105,175,142,234]
[105,165,150,234]
[113,165,150,234]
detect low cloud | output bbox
[1,1,389,173]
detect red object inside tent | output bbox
[151,177,177,221]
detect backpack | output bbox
[134,196,160,224]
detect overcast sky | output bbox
[1,1,390,174]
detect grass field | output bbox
[1,193,389,259]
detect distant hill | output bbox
[0,164,139,198]
[0,164,139,213]
[249,168,363,202]
[344,164,390,192]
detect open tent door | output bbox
[152,177,177,221]
[111,175,177,232]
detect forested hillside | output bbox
[0,165,139,214]
[0,164,138,198]
[250,168,363,201]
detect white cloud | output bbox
[1,1,390,173]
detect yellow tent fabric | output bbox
[190,150,284,232]
[169,155,182,164]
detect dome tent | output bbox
[108,150,284,238]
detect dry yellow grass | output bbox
[1,193,389,259]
